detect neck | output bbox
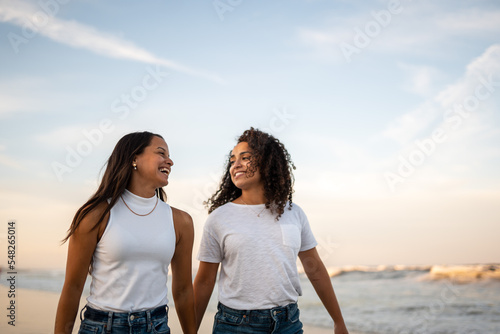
[127,183,157,198]
[239,187,266,205]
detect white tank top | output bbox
[86,189,176,312]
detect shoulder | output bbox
[204,202,233,226]
[281,202,309,223]
[171,207,193,226]
[199,203,235,237]
[79,202,109,233]
[171,207,194,234]
[73,201,110,242]
[210,202,233,217]
[285,202,305,215]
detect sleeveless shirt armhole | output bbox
[166,203,177,246]
[97,199,114,244]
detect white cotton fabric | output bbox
[198,202,317,310]
[87,189,176,312]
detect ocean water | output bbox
[1,264,499,334]
[298,265,500,334]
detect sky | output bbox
[0,0,499,270]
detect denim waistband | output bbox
[82,305,167,322]
[217,302,298,321]
[81,304,168,333]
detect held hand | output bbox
[334,322,349,334]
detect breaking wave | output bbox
[323,263,500,282]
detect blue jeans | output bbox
[78,304,170,334]
[213,302,303,334]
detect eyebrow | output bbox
[230,151,252,159]
[157,147,166,151]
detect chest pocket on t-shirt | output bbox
[280,224,301,249]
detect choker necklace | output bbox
[240,199,266,217]
[121,195,158,216]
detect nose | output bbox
[167,156,174,166]
[232,158,242,169]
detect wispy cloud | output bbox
[298,44,500,195]
[297,26,350,61]
[381,102,440,145]
[0,0,225,84]
[381,44,500,192]
[36,125,99,148]
[0,93,35,117]
[382,44,500,145]
[435,44,500,112]
[397,63,443,97]
[297,3,500,61]
[438,9,500,34]
[0,76,68,118]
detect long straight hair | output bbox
[62,131,166,243]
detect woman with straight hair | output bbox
[55,131,196,334]
[194,127,349,334]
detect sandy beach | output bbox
[0,286,335,334]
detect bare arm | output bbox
[299,247,349,334]
[171,208,196,334]
[54,204,107,334]
[193,261,219,330]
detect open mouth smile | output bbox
[233,171,246,178]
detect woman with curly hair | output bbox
[194,127,348,334]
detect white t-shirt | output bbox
[197,202,317,310]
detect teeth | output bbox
[160,168,169,174]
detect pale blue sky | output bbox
[1,0,499,269]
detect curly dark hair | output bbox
[206,127,296,220]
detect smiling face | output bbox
[229,141,262,190]
[132,135,174,191]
